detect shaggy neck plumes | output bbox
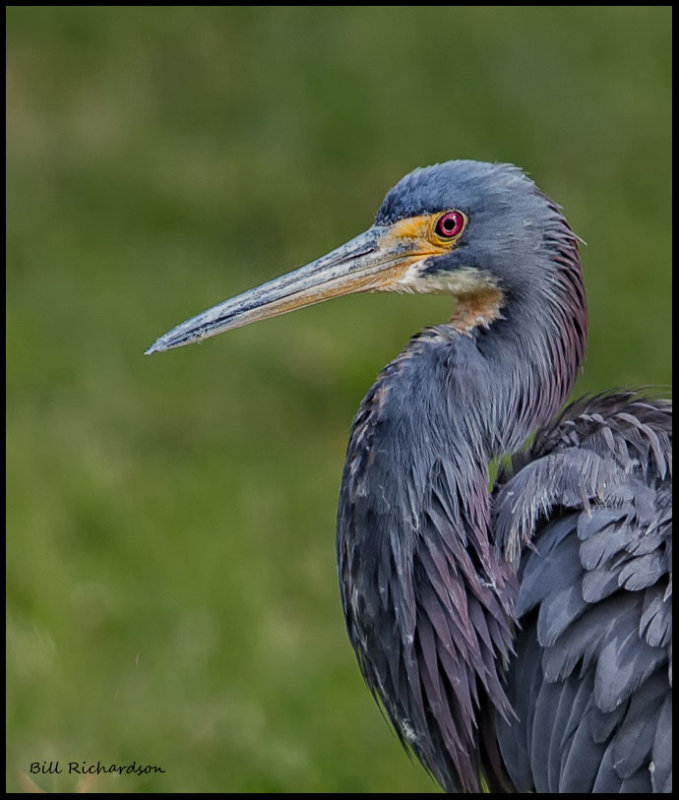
[336,229,586,792]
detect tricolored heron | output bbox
[147,161,671,793]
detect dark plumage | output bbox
[494,393,671,792]
[147,160,672,793]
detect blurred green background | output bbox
[7,6,671,793]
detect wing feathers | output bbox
[494,393,671,792]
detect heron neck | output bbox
[337,327,517,791]
[336,286,585,790]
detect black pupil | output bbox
[441,215,456,234]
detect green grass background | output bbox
[7,6,671,793]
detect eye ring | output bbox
[434,210,466,240]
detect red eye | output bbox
[435,210,465,239]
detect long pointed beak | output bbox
[145,223,432,354]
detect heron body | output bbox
[147,161,672,792]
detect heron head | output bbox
[146,160,580,353]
